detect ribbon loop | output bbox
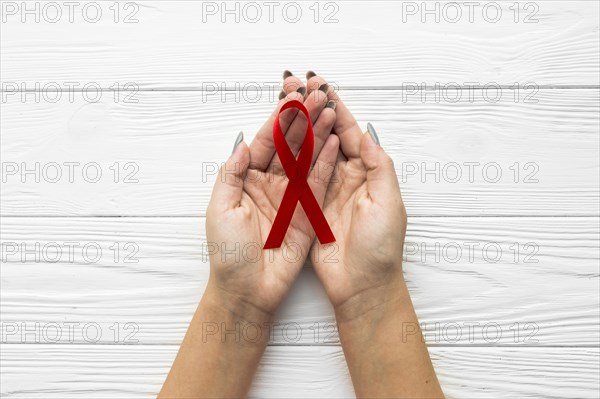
[264,100,336,250]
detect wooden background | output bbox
[1,1,599,397]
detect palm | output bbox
[208,170,317,315]
[311,158,372,307]
[311,133,406,309]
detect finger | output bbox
[209,132,250,213]
[359,125,401,203]
[248,91,304,171]
[310,100,337,167]
[308,133,340,205]
[279,70,307,99]
[270,88,330,171]
[306,72,363,159]
[305,71,327,97]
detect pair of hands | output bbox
[160,71,442,399]
[206,71,407,323]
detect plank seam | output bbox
[1,86,600,93]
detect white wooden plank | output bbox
[1,89,598,216]
[1,216,598,346]
[1,344,598,398]
[1,1,598,88]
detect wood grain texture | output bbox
[2,1,598,396]
[2,89,598,216]
[1,1,598,88]
[2,216,598,346]
[1,344,598,398]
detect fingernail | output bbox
[279,90,286,100]
[283,70,293,79]
[306,71,317,80]
[367,123,380,146]
[326,100,337,110]
[232,131,244,154]
[297,87,306,96]
[318,83,329,93]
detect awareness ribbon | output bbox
[263,100,335,249]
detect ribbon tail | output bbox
[264,185,299,249]
[297,181,336,245]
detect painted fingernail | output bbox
[283,70,293,79]
[306,71,317,80]
[279,90,286,100]
[367,123,380,146]
[232,131,244,154]
[297,87,306,96]
[318,83,329,93]
[326,100,337,110]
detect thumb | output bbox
[209,131,250,213]
[359,123,401,204]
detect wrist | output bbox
[334,273,418,354]
[202,279,275,327]
[162,280,271,398]
[334,268,409,325]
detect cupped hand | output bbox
[306,74,408,321]
[205,76,339,319]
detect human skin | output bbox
[159,71,444,398]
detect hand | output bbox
[161,72,442,399]
[305,73,442,399]
[306,75,407,321]
[206,75,339,320]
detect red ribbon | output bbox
[263,100,336,249]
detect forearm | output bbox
[159,282,272,398]
[335,271,444,399]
